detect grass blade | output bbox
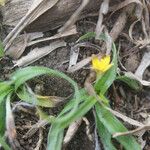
[17,85,55,107]
[0,41,4,58]
[0,82,12,136]
[94,43,117,94]
[77,32,96,42]
[95,103,141,150]
[47,125,64,150]
[11,66,81,124]
[116,75,142,91]
[0,100,6,136]
[95,112,117,150]
[0,135,11,150]
[47,93,97,149]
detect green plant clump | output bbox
[0,33,141,150]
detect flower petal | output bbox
[99,55,111,66]
[92,55,112,73]
[92,56,101,70]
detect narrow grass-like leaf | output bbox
[0,41,4,58]
[0,82,12,136]
[77,32,96,42]
[0,135,11,150]
[95,103,141,150]
[94,43,117,94]
[0,82,12,101]
[5,92,17,148]
[47,94,97,149]
[55,95,96,128]
[17,85,55,107]
[116,75,142,91]
[95,113,117,150]
[0,100,6,136]
[58,89,87,117]
[11,66,80,123]
[47,125,64,150]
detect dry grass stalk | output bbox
[14,40,66,67]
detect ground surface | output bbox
[0,1,150,150]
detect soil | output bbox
[0,1,150,150]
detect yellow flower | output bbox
[92,55,112,73]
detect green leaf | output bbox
[56,94,96,128]
[99,33,109,41]
[95,113,117,150]
[0,41,4,58]
[47,124,64,150]
[58,89,87,117]
[116,75,142,91]
[94,43,117,94]
[0,135,11,150]
[0,82,13,101]
[0,100,6,136]
[95,103,141,150]
[11,66,80,124]
[77,32,96,42]
[47,92,97,150]
[17,85,55,107]
[0,82,12,136]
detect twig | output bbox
[93,110,101,150]
[27,25,77,47]
[23,119,48,138]
[113,125,150,137]
[34,128,43,150]
[106,107,144,127]
[83,117,93,141]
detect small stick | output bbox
[113,125,150,137]
[34,128,43,150]
[106,107,144,127]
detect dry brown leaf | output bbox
[27,25,77,47]
[111,0,142,14]
[135,51,150,79]
[68,42,101,69]
[14,40,66,67]
[34,128,43,150]
[113,125,150,138]
[68,56,92,73]
[3,0,59,51]
[95,0,109,39]
[23,120,48,139]
[82,117,93,141]
[36,95,67,107]
[5,34,28,59]
[113,114,150,138]
[129,19,140,42]
[6,32,44,59]
[6,95,21,149]
[2,0,102,32]
[106,107,144,127]
[69,46,79,68]
[63,119,82,147]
